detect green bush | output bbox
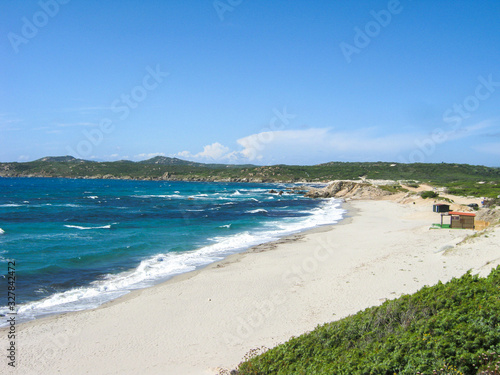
[421,190,439,199]
[378,184,409,194]
[235,267,500,375]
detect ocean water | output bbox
[0,177,344,325]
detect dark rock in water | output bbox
[278,191,284,195]
[269,189,278,194]
[294,190,308,195]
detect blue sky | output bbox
[1,0,499,166]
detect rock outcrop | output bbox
[476,208,500,224]
[304,180,392,200]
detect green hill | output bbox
[138,156,256,169]
[234,267,500,375]
[0,158,499,198]
[35,155,89,163]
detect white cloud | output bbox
[197,142,230,160]
[176,150,192,158]
[175,124,496,165]
[177,142,235,162]
[440,120,497,142]
[472,142,500,156]
[233,128,419,163]
[135,152,166,160]
[0,114,22,127]
[0,115,22,131]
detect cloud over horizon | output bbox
[174,122,498,165]
[175,127,419,165]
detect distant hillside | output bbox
[138,156,256,169]
[35,155,89,163]
[0,157,499,197]
[138,156,206,167]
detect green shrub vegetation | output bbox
[421,191,440,199]
[404,181,420,188]
[443,181,500,199]
[437,196,454,204]
[235,267,500,375]
[378,184,409,194]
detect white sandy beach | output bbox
[2,197,500,374]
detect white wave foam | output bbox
[86,196,98,199]
[133,194,182,199]
[237,188,268,192]
[1,203,83,208]
[276,199,345,232]
[64,225,111,230]
[6,228,282,324]
[1,197,345,326]
[246,209,268,214]
[0,228,4,235]
[219,224,231,228]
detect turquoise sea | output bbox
[0,177,344,325]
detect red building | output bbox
[440,211,476,229]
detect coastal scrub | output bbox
[235,267,500,375]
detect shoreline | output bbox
[1,198,347,329]
[3,200,351,329]
[2,198,499,374]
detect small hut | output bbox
[433,204,450,213]
[442,211,476,229]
